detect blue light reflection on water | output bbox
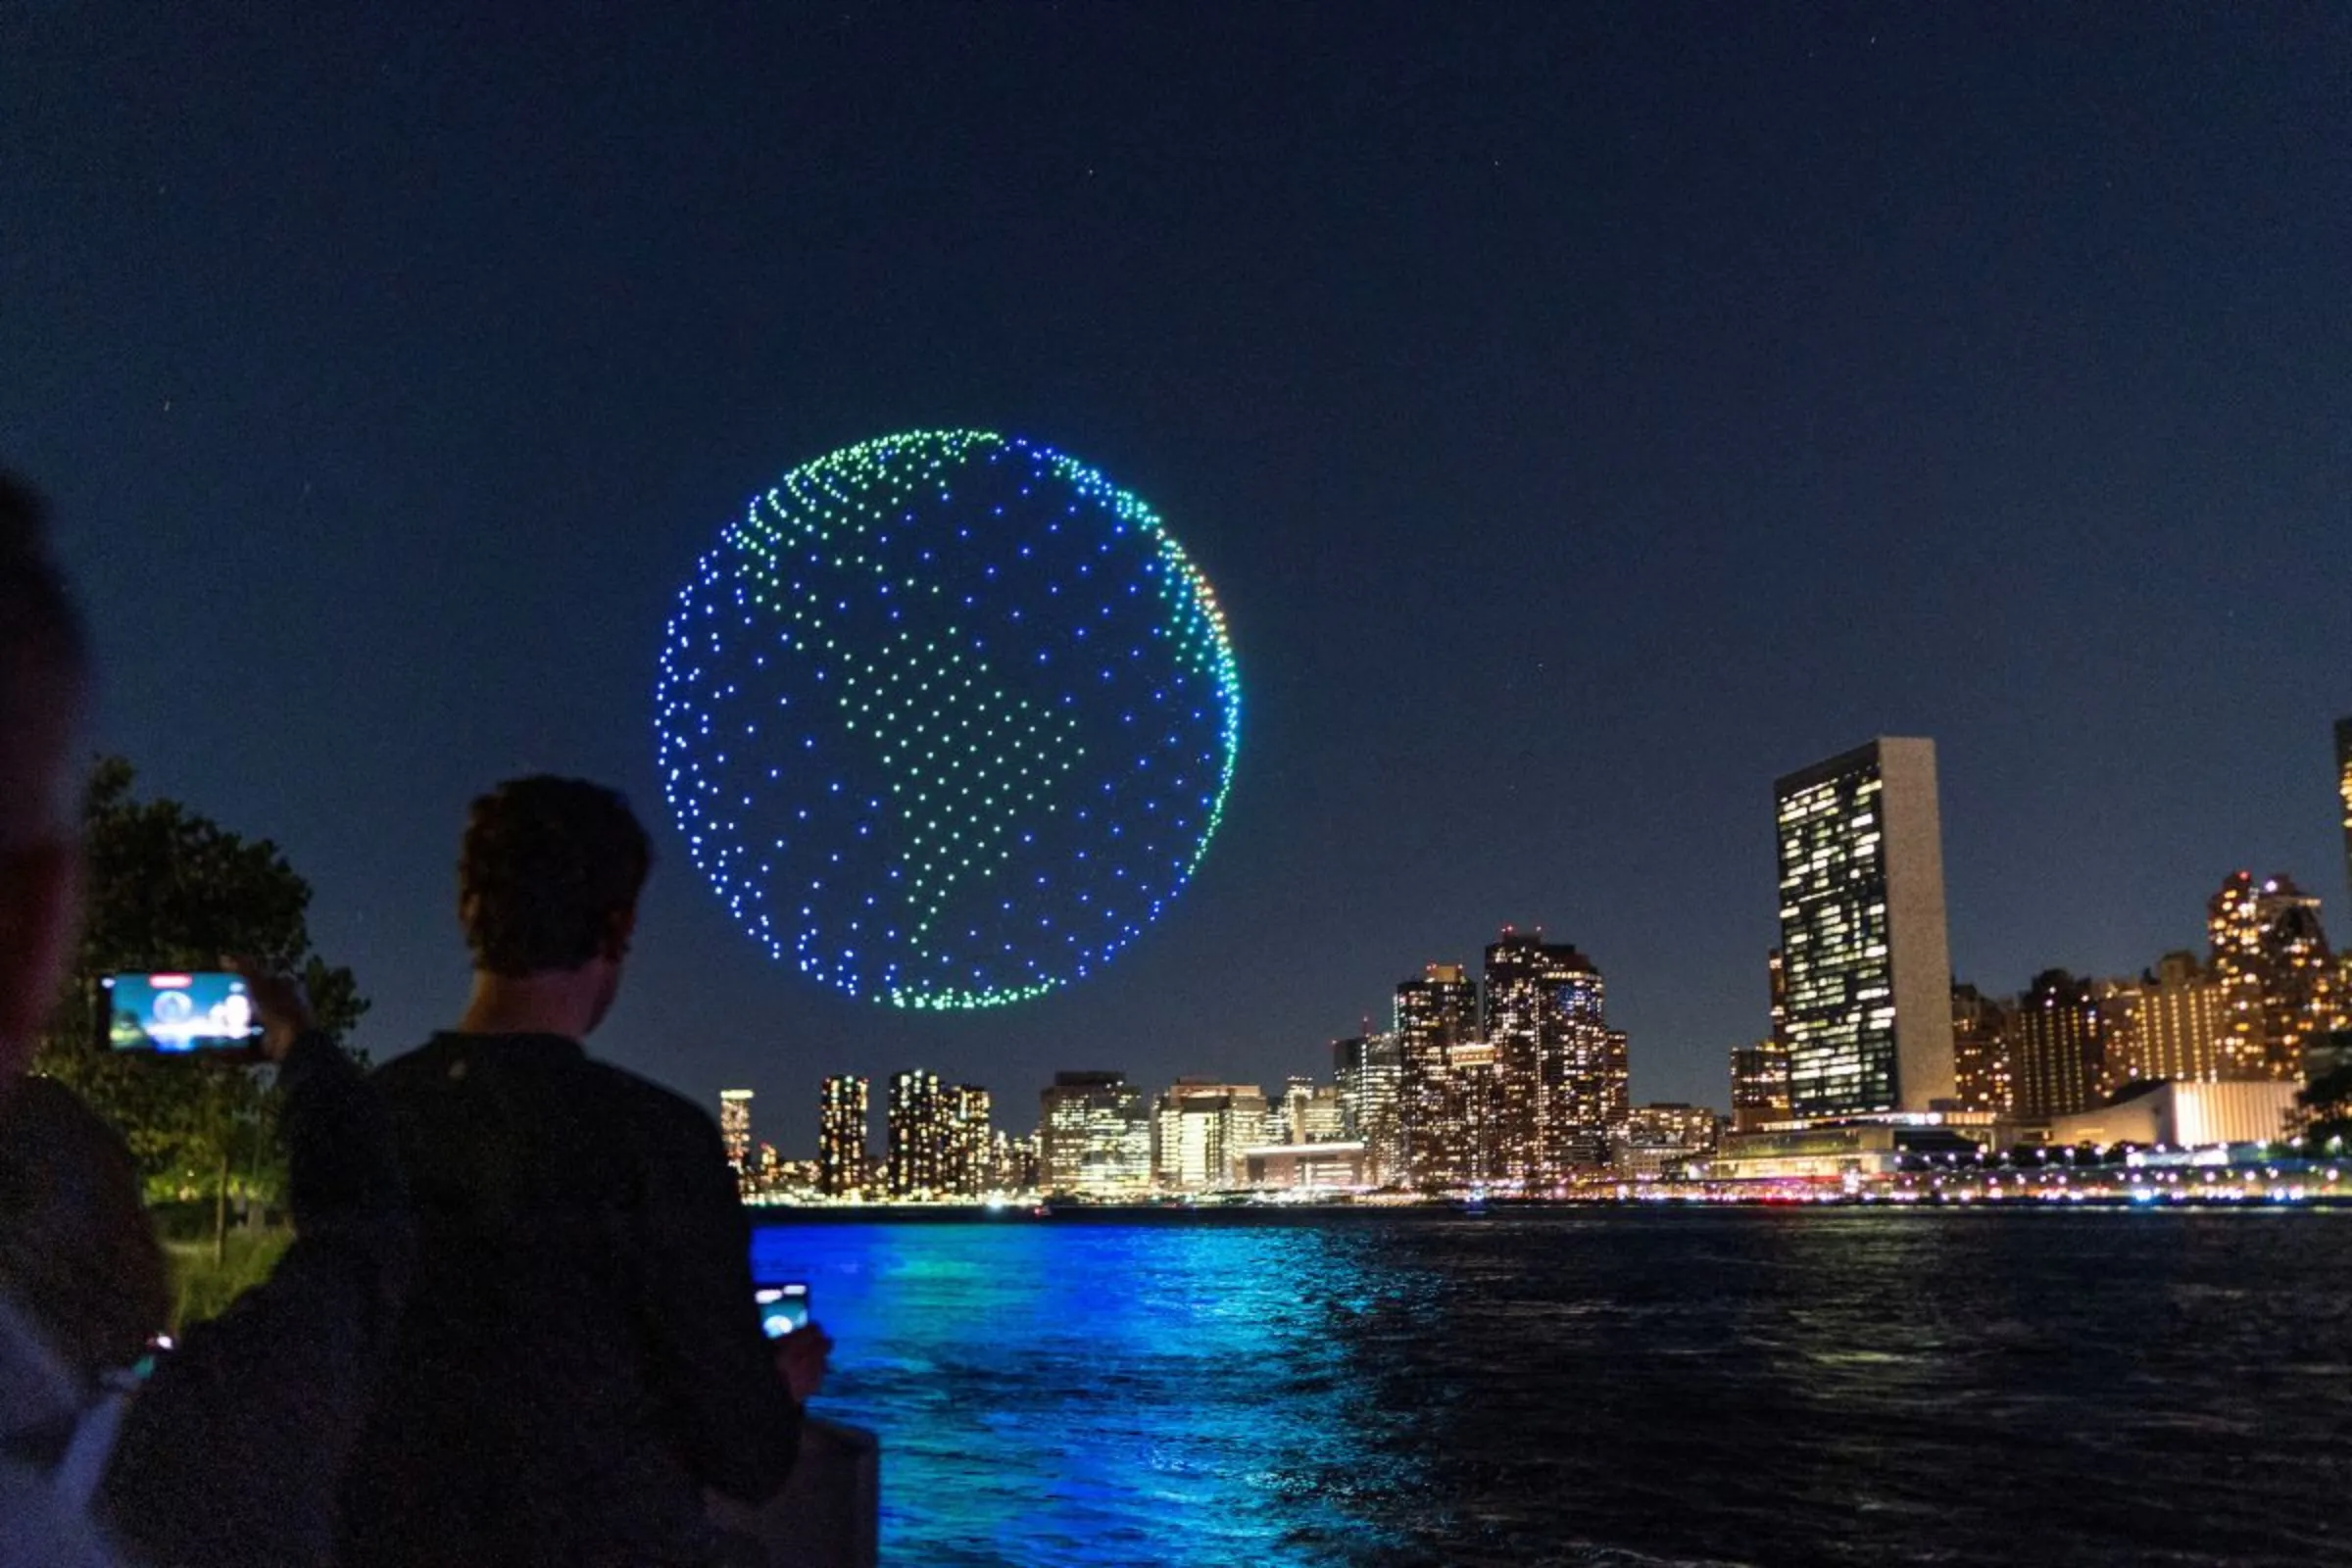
[752,1219,1433,1567]
[757,1209,2352,1568]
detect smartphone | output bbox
[101,972,263,1055]
[756,1282,810,1341]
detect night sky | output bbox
[6,6,2347,1153]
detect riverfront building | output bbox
[2207,871,2338,1079]
[2046,1079,2299,1150]
[718,1089,753,1171]
[1152,1080,1270,1192]
[1395,964,1480,1185]
[886,1070,950,1200]
[817,1075,868,1197]
[1949,984,2013,1116]
[1238,1141,1369,1192]
[1773,738,1956,1117]
[2130,952,2225,1083]
[2012,970,2103,1123]
[2338,716,2352,902]
[1333,1033,1403,1182]
[1039,1070,1152,1198]
[1728,1041,1791,1132]
[1431,1039,1506,1187]
[1282,1078,1345,1144]
[948,1084,993,1197]
[1483,931,1623,1179]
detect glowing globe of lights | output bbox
[655,431,1241,1009]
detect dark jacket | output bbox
[338,1033,799,1568]
[100,1032,413,1568]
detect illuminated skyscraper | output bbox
[1396,964,1479,1185]
[1433,1039,1506,1187]
[2208,871,2338,1079]
[1484,930,1624,1179]
[817,1075,868,1198]
[718,1090,753,1172]
[2012,970,2103,1123]
[1334,1033,1403,1182]
[1038,1071,1152,1198]
[1948,984,2013,1116]
[1729,1042,1791,1132]
[886,1069,951,1200]
[1774,738,1956,1117]
[2338,716,2352,902]
[2131,952,2225,1083]
[948,1084,993,1197]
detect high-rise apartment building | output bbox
[817,1075,868,1198]
[1774,738,1956,1117]
[886,1069,951,1200]
[1431,1039,1506,1187]
[1334,1033,1403,1182]
[1483,930,1624,1180]
[1395,964,1479,1185]
[1038,1071,1152,1198]
[1949,984,2013,1116]
[718,1089,754,1171]
[2131,952,2224,1083]
[2092,976,2145,1100]
[1729,1041,1791,1132]
[948,1084,993,1198]
[2208,871,2338,1079]
[2012,970,2103,1123]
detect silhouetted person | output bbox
[0,471,122,1562]
[339,777,824,1568]
[0,472,412,1568]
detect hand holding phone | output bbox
[225,957,315,1062]
[755,1283,809,1341]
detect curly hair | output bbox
[458,777,653,977]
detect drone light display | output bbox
[655,431,1241,1009]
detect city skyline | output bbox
[7,10,2345,1154]
[710,719,2352,1152]
[722,747,2348,1182]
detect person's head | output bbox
[458,776,653,1032]
[0,473,89,1078]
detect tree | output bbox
[2295,1032,2352,1152]
[32,759,368,1218]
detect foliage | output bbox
[30,759,367,1204]
[2296,1033,2352,1151]
[165,1230,291,1331]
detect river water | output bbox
[750,1208,2352,1566]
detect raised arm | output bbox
[101,979,412,1568]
